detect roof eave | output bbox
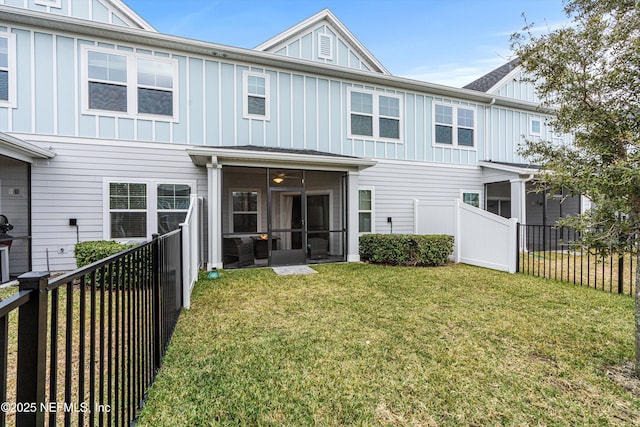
[0,131,56,163]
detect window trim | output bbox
[432,102,477,150]
[0,33,17,108]
[242,70,270,121]
[347,88,403,142]
[358,187,375,234]
[529,117,542,136]
[82,46,179,121]
[103,178,195,241]
[35,0,62,8]
[229,188,262,233]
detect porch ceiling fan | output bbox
[271,170,300,184]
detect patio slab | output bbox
[272,265,318,276]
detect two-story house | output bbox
[0,0,581,280]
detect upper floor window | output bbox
[348,89,402,141]
[434,103,476,148]
[35,0,62,8]
[0,33,16,107]
[84,47,177,120]
[243,71,270,120]
[530,118,542,136]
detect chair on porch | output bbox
[223,238,254,267]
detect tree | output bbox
[511,0,640,376]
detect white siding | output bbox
[30,137,208,271]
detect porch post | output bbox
[347,170,360,262]
[207,157,223,269]
[510,178,526,223]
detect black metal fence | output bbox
[518,224,636,296]
[0,230,183,426]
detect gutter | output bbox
[0,5,551,114]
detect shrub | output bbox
[75,240,138,268]
[359,234,454,266]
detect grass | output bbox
[136,263,640,426]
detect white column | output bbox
[510,178,526,223]
[347,170,360,262]
[206,157,222,270]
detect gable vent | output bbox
[318,34,333,60]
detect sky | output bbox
[123,0,570,88]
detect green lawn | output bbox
[136,263,639,426]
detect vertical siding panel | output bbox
[91,0,109,23]
[278,72,291,148]
[172,55,188,144]
[137,119,153,141]
[77,39,95,137]
[155,122,170,143]
[337,40,348,68]
[250,120,263,146]
[188,57,204,145]
[204,60,219,146]
[265,70,277,146]
[56,35,75,135]
[98,117,115,139]
[220,62,234,145]
[305,76,317,150]
[289,40,300,59]
[12,29,31,133]
[118,118,134,140]
[415,95,424,161]
[317,78,329,152]
[4,0,24,7]
[330,80,341,154]
[235,65,249,145]
[291,74,304,149]
[34,32,54,134]
[404,93,415,160]
[301,34,312,60]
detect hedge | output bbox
[75,240,138,268]
[359,234,454,266]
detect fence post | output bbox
[16,271,50,427]
[152,234,162,370]
[618,254,624,294]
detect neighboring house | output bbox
[0,0,581,279]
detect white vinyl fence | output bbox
[180,195,203,308]
[414,199,518,273]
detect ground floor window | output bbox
[358,188,374,233]
[231,190,260,232]
[462,191,480,208]
[105,179,194,240]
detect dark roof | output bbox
[463,59,520,92]
[223,145,358,159]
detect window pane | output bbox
[0,71,7,101]
[531,120,541,134]
[157,184,191,209]
[457,108,474,127]
[458,128,474,146]
[233,192,258,212]
[247,75,265,95]
[379,96,399,118]
[0,38,7,69]
[138,59,173,89]
[111,212,146,239]
[435,124,452,144]
[359,212,371,233]
[379,118,399,139]
[463,193,480,208]
[233,214,257,233]
[158,212,187,235]
[110,183,146,209]
[138,87,173,116]
[435,105,453,125]
[350,91,373,114]
[89,82,127,112]
[247,96,266,116]
[351,114,373,136]
[88,51,127,83]
[359,190,371,211]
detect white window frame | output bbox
[229,189,262,233]
[103,178,195,241]
[529,117,542,136]
[347,88,403,142]
[358,187,375,234]
[82,46,179,121]
[0,33,17,108]
[432,102,477,149]
[460,190,481,208]
[242,71,270,120]
[318,33,333,60]
[35,0,62,8]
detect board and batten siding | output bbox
[491,70,541,104]
[0,0,144,29]
[359,160,483,235]
[29,137,207,272]
[0,24,488,167]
